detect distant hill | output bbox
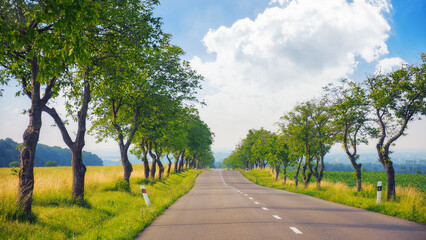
[0,138,103,167]
[213,152,230,163]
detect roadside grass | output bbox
[0,165,201,240]
[240,168,425,224]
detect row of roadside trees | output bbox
[0,0,213,219]
[224,54,426,201]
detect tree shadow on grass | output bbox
[35,195,92,209]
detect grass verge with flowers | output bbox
[0,165,201,239]
[240,168,425,224]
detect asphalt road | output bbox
[136,170,426,240]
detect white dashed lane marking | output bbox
[272,215,282,220]
[261,207,269,211]
[290,227,303,234]
[254,202,260,205]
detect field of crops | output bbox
[283,170,426,192]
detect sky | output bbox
[0,0,425,160]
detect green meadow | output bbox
[0,165,200,240]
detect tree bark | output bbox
[154,142,164,179]
[148,141,157,179]
[185,157,190,168]
[140,139,150,179]
[283,165,287,185]
[120,145,133,182]
[274,165,280,182]
[166,154,172,177]
[294,157,303,187]
[302,159,312,188]
[173,152,180,173]
[178,150,185,172]
[70,147,86,201]
[385,162,395,200]
[17,105,41,216]
[112,100,139,183]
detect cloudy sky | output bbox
[0,0,425,159]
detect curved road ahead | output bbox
[137,170,425,240]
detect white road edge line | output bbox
[272,215,282,220]
[261,207,268,211]
[290,227,303,234]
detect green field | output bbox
[283,170,426,192]
[241,168,426,224]
[0,165,200,240]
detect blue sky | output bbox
[0,0,425,159]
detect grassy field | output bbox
[282,170,426,192]
[0,165,201,240]
[240,168,425,224]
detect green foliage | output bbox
[46,161,58,167]
[8,161,19,168]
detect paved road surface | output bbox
[137,170,426,240]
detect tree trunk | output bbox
[294,157,302,187]
[185,157,190,168]
[166,154,172,177]
[347,155,363,192]
[17,104,42,216]
[355,165,362,192]
[178,150,185,172]
[377,143,396,200]
[148,142,157,179]
[385,161,396,200]
[173,152,180,173]
[71,147,86,202]
[120,145,133,182]
[283,165,287,185]
[274,165,280,182]
[140,140,150,178]
[302,159,311,188]
[157,159,164,180]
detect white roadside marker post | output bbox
[377,181,382,204]
[140,185,151,207]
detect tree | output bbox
[0,0,99,217]
[366,54,426,200]
[89,1,168,182]
[324,79,370,192]
[309,98,333,189]
[279,99,333,189]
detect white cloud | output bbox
[192,0,392,151]
[375,57,407,74]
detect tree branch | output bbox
[41,76,57,106]
[43,106,74,148]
